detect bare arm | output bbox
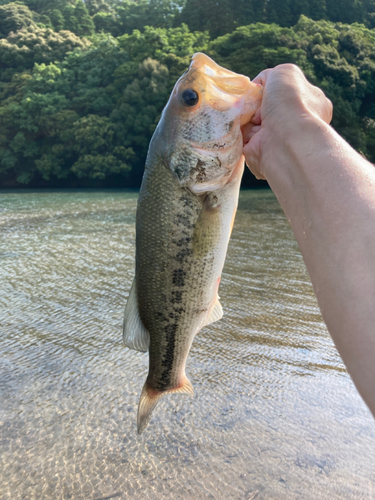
[243,64,375,416]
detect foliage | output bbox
[0,3,36,38]
[0,25,90,81]
[63,1,95,36]
[209,16,375,159]
[178,0,373,35]
[1,1,375,187]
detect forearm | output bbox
[264,116,375,415]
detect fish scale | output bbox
[122,52,262,433]
[137,160,209,390]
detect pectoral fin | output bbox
[123,278,150,352]
[192,193,222,258]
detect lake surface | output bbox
[1,190,374,500]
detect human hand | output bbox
[242,64,333,180]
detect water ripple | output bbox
[0,189,374,500]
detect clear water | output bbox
[0,190,374,500]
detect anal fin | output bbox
[123,278,150,352]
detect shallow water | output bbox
[0,189,374,500]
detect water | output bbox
[0,189,374,500]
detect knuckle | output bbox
[281,63,304,76]
[326,98,333,121]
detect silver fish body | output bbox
[123,53,262,434]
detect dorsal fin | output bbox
[203,296,223,327]
[123,278,150,352]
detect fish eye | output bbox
[181,89,199,107]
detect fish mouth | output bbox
[190,53,253,94]
[189,53,262,123]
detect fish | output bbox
[123,52,262,434]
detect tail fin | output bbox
[137,377,194,435]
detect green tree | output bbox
[111,58,170,159]
[75,0,95,35]
[362,0,375,26]
[0,36,137,184]
[117,24,203,62]
[63,37,128,115]
[85,0,113,16]
[266,0,293,26]
[178,0,235,37]
[114,0,183,35]
[290,0,310,25]
[49,9,65,31]
[0,3,36,38]
[0,66,75,183]
[23,0,76,14]
[63,0,95,36]
[175,0,203,32]
[210,16,375,162]
[250,0,266,22]
[2,6,375,187]
[209,0,234,38]
[232,0,255,27]
[209,23,312,79]
[309,0,327,20]
[92,11,119,35]
[325,0,364,23]
[0,25,90,80]
[70,115,134,179]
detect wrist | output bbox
[261,113,330,181]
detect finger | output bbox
[324,97,333,124]
[250,107,262,125]
[243,136,267,181]
[252,68,272,86]
[242,124,261,145]
[245,157,267,180]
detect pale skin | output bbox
[242,64,375,418]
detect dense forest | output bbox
[1,0,375,187]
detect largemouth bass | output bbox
[123,53,262,434]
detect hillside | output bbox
[1,0,375,187]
